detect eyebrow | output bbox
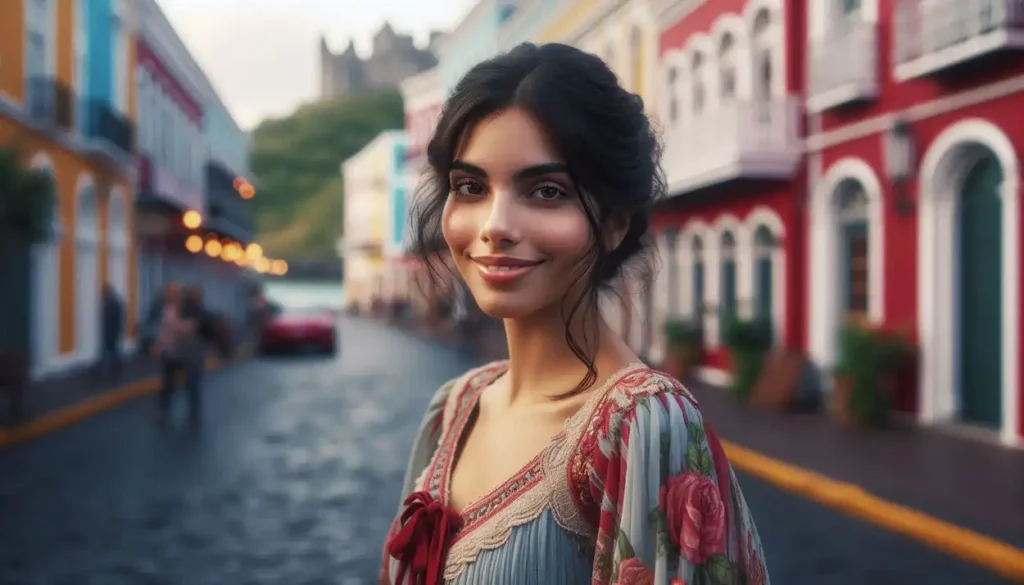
[451,160,569,182]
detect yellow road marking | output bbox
[722,440,1024,583]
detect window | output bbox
[112,15,128,113]
[719,33,736,101]
[629,26,643,93]
[752,9,773,101]
[25,0,53,119]
[692,52,706,115]
[667,67,678,122]
[841,0,861,15]
[837,179,870,315]
[719,231,737,320]
[74,0,89,136]
[691,235,705,318]
[753,226,776,326]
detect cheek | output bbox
[534,211,593,261]
[441,199,470,250]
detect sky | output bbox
[157,0,475,129]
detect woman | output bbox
[381,43,769,585]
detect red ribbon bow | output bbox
[386,490,461,585]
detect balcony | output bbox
[808,18,879,112]
[662,97,801,195]
[84,100,135,160]
[24,77,74,131]
[893,0,1024,81]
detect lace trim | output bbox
[441,363,650,582]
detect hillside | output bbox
[248,90,405,259]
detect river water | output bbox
[262,279,345,311]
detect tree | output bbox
[0,145,56,360]
[248,90,405,259]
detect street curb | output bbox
[0,351,251,451]
[721,439,1024,583]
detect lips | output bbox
[469,256,543,285]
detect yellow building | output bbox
[0,0,137,379]
[341,130,408,312]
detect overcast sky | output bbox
[157,0,474,129]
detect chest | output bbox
[447,410,566,514]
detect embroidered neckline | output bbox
[427,361,650,581]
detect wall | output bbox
[497,0,564,51]
[438,0,507,94]
[204,97,248,177]
[535,0,603,43]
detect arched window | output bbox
[836,179,870,315]
[691,235,705,319]
[629,26,643,93]
[692,51,706,116]
[719,33,737,101]
[753,225,776,328]
[719,231,738,321]
[666,66,679,122]
[752,9,773,101]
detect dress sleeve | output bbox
[588,384,770,585]
[398,377,458,502]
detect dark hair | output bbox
[411,42,665,397]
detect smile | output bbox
[471,256,543,285]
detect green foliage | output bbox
[834,321,916,426]
[0,146,55,243]
[248,90,405,259]
[721,312,773,401]
[664,318,703,348]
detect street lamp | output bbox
[885,116,916,216]
[182,210,202,229]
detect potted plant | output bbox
[832,317,915,428]
[662,318,702,382]
[0,145,55,421]
[722,311,773,402]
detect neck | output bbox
[501,299,631,404]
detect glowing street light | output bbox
[182,210,202,229]
[204,239,223,258]
[255,257,271,273]
[271,259,288,276]
[239,182,255,199]
[245,243,263,261]
[185,235,203,253]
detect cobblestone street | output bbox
[0,317,1014,584]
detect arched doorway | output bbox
[836,179,870,322]
[75,178,100,364]
[917,119,1020,445]
[28,155,60,379]
[958,152,1003,427]
[107,188,129,302]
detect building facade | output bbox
[400,0,1024,447]
[805,0,1024,446]
[0,0,138,379]
[341,130,407,312]
[652,0,803,381]
[437,0,520,95]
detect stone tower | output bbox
[318,23,439,101]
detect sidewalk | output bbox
[689,382,1024,551]
[0,355,159,427]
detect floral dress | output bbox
[380,361,769,585]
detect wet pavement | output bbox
[0,317,1015,584]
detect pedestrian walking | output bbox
[148,283,204,431]
[95,282,124,383]
[379,44,770,585]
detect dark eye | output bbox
[529,184,567,201]
[452,179,486,197]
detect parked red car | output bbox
[259,305,337,356]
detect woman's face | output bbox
[442,107,594,320]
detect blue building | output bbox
[77,0,134,156]
[496,0,565,53]
[436,0,519,96]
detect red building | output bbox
[806,0,1024,447]
[654,0,1024,447]
[652,0,806,385]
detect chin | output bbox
[472,295,538,320]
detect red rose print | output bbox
[745,532,767,585]
[659,471,727,565]
[615,558,654,585]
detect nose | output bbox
[479,190,519,247]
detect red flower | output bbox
[615,558,654,585]
[385,490,461,585]
[745,532,767,585]
[659,471,727,565]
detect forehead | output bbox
[456,108,562,174]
